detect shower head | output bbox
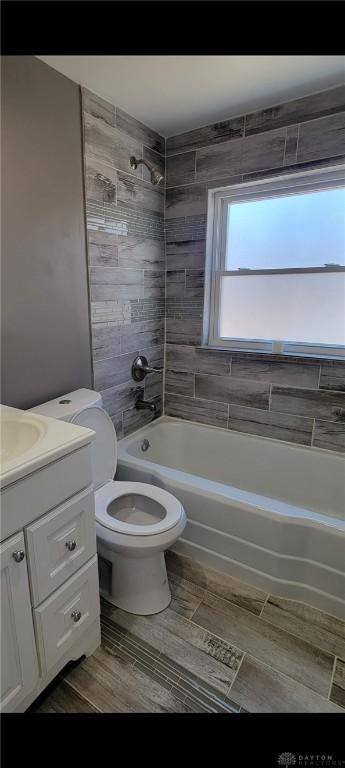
[150,167,164,186]
[130,155,164,186]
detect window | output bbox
[206,167,345,357]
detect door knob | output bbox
[71,610,82,623]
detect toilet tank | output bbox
[29,388,103,422]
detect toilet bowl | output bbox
[95,481,186,614]
[30,389,186,615]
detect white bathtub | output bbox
[117,417,345,619]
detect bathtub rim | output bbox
[117,416,345,532]
[120,414,345,459]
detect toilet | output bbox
[30,389,186,615]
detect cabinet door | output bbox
[0,532,38,712]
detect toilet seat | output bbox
[95,480,184,537]
[71,406,184,540]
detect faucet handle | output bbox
[132,355,162,382]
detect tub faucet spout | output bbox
[135,398,157,413]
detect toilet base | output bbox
[100,547,172,615]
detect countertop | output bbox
[0,404,95,489]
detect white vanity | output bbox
[0,405,101,712]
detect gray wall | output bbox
[5,62,344,453]
[164,86,345,453]
[1,56,92,409]
[81,88,165,437]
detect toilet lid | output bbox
[71,407,117,490]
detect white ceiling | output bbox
[38,56,345,137]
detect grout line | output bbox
[179,603,342,708]
[317,364,322,389]
[163,145,167,419]
[108,612,338,711]
[187,611,244,655]
[62,678,104,714]
[229,649,339,708]
[165,95,342,159]
[166,129,245,160]
[283,125,288,165]
[188,595,204,622]
[327,656,338,700]
[110,634,158,666]
[160,380,339,428]
[268,383,273,410]
[104,611,233,693]
[226,651,246,699]
[94,341,164,366]
[295,124,301,163]
[110,624,233,711]
[258,592,270,617]
[177,682,232,712]
[100,601,342,710]
[167,155,345,190]
[89,265,155,272]
[150,400,334,451]
[311,418,316,446]
[189,585,344,660]
[248,602,344,659]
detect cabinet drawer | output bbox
[25,488,96,606]
[34,556,100,675]
[1,445,93,542]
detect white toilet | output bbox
[30,389,186,615]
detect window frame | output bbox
[204,165,345,359]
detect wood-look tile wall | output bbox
[82,84,345,448]
[81,88,165,436]
[164,85,345,452]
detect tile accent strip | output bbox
[100,608,240,713]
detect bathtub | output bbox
[117,416,345,619]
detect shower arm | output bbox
[130,156,151,173]
[130,155,164,186]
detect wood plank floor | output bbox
[30,551,345,714]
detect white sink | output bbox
[0,417,47,463]
[0,405,95,488]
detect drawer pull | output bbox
[71,610,82,623]
[12,550,25,563]
[65,540,77,552]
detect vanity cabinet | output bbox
[0,532,38,712]
[1,441,101,712]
